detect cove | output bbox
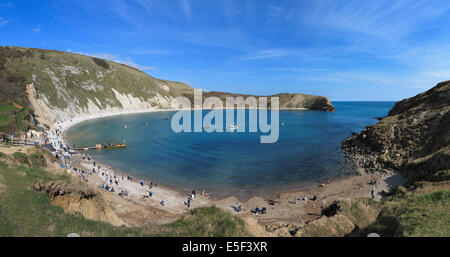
[66,101,395,198]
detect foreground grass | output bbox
[0,157,249,237]
[350,171,450,237]
[362,190,450,237]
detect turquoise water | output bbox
[66,102,395,198]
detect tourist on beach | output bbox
[187,199,191,208]
[261,207,266,214]
[160,200,165,206]
[237,202,241,212]
[371,188,375,199]
[140,180,144,186]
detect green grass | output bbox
[384,191,449,236]
[0,104,19,112]
[0,115,9,124]
[0,161,137,236]
[12,152,29,166]
[352,189,450,237]
[15,107,29,132]
[164,206,249,237]
[0,154,249,237]
[0,103,29,133]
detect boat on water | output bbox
[104,143,127,149]
[228,124,239,130]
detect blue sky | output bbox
[1,0,450,100]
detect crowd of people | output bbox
[45,122,219,212]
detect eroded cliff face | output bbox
[343,81,450,178]
[32,180,125,226]
[2,47,193,129]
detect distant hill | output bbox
[0,46,334,133]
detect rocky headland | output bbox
[343,81,450,179]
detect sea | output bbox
[66,101,395,199]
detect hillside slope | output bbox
[0,46,334,133]
[1,46,193,130]
[343,81,450,178]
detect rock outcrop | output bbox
[343,81,450,178]
[296,198,380,237]
[32,180,125,226]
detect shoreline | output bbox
[44,107,407,228]
[54,106,347,201]
[54,106,317,201]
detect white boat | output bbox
[229,124,239,130]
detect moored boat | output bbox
[104,143,127,149]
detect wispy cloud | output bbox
[118,57,158,71]
[32,25,41,33]
[240,49,294,60]
[266,5,285,17]
[179,0,192,19]
[146,49,174,55]
[304,0,450,42]
[68,50,158,71]
[0,2,14,8]
[0,17,10,26]
[239,47,334,61]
